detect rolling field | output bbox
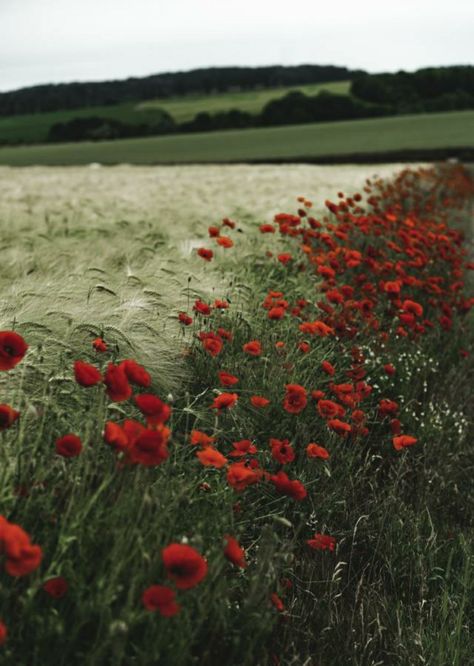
[1,163,473,665]
[0,80,350,146]
[0,110,472,166]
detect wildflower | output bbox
[393,435,417,451]
[104,363,132,402]
[218,371,239,387]
[327,419,352,436]
[378,399,399,417]
[197,248,213,261]
[268,307,286,320]
[317,399,343,419]
[178,312,193,326]
[277,253,293,265]
[0,404,20,431]
[271,593,285,612]
[0,621,6,645]
[0,331,28,371]
[383,363,396,376]
[250,396,270,408]
[270,438,295,464]
[103,421,128,451]
[142,585,180,616]
[283,384,307,414]
[193,300,211,316]
[56,434,82,458]
[306,443,330,459]
[211,393,238,411]
[227,462,260,491]
[321,360,335,376]
[134,394,171,424]
[259,224,276,233]
[214,299,229,309]
[190,430,215,447]
[222,218,236,229]
[201,333,223,357]
[229,440,257,458]
[243,340,262,356]
[0,516,43,576]
[74,360,102,387]
[216,236,233,248]
[43,577,68,599]
[127,427,170,466]
[307,534,336,551]
[299,321,334,336]
[92,337,107,352]
[120,360,151,388]
[269,471,307,501]
[197,447,228,468]
[224,535,247,568]
[162,543,208,590]
[217,327,233,341]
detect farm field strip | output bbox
[0,110,472,166]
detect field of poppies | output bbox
[1,163,473,665]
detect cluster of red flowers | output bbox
[196,217,238,262]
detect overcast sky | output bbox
[1,0,473,92]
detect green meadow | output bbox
[0,110,472,166]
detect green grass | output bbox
[0,110,472,166]
[0,81,350,145]
[137,80,351,121]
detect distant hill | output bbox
[0,65,361,116]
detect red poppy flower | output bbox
[217,327,233,341]
[142,585,181,616]
[201,334,223,357]
[271,593,285,612]
[298,341,310,353]
[178,312,193,326]
[224,535,247,568]
[134,394,171,424]
[214,299,229,309]
[43,576,68,599]
[103,421,128,451]
[211,392,238,411]
[0,331,28,371]
[56,434,82,458]
[227,462,261,491]
[393,435,417,451]
[383,363,396,376]
[229,439,257,457]
[268,307,286,320]
[259,224,276,233]
[327,419,352,436]
[222,218,236,229]
[270,438,295,464]
[402,299,423,318]
[74,360,102,387]
[378,399,399,417]
[104,363,132,402]
[196,447,228,468]
[307,533,336,551]
[243,340,262,356]
[197,248,213,261]
[0,517,43,576]
[92,337,107,352]
[0,404,20,431]
[218,371,239,387]
[190,430,215,447]
[317,399,342,419]
[250,396,270,408]
[283,384,307,414]
[277,253,293,265]
[306,443,330,459]
[269,471,307,501]
[321,360,335,376]
[162,543,208,590]
[299,321,334,336]
[127,427,170,466]
[208,225,220,237]
[216,236,233,248]
[120,360,151,388]
[193,300,211,316]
